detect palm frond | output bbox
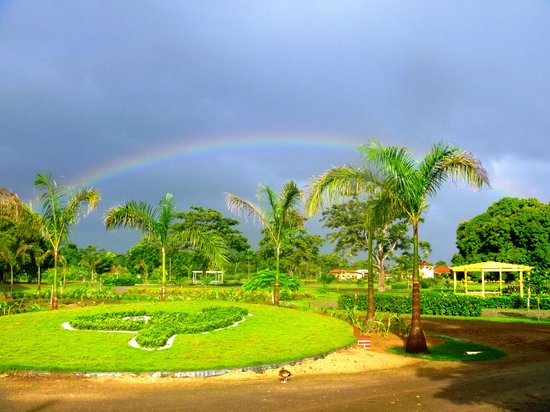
[305,164,380,216]
[175,228,230,270]
[104,201,157,234]
[225,193,268,226]
[0,188,27,219]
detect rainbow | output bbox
[71,134,362,186]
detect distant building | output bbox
[434,265,451,276]
[419,262,434,278]
[330,269,368,280]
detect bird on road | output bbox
[279,367,291,383]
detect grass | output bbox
[0,300,355,373]
[387,336,506,362]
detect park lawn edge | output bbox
[386,335,507,362]
[1,301,356,373]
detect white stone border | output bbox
[62,313,253,351]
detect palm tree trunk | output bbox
[36,265,41,297]
[51,248,59,310]
[161,247,167,302]
[274,244,280,306]
[10,265,14,293]
[367,227,375,323]
[406,222,427,353]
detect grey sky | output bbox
[1,1,549,264]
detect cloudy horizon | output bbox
[1,1,548,264]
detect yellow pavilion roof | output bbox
[450,261,534,272]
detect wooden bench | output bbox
[357,337,371,350]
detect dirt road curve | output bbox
[1,318,550,411]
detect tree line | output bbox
[3,139,500,354]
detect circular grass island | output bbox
[0,301,355,375]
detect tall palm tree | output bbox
[105,193,229,301]
[361,139,490,353]
[306,161,398,323]
[34,173,100,309]
[226,181,302,306]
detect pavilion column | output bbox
[464,271,468,293]
[481,271,485,298]
[453,271,457,293]
[520,271,524,298]
[499,270,503,295]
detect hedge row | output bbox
[338,291,550,316]
[124,287,313,304]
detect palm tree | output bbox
[32,246,51,296]
[105,193,229,301]
[226,181,302,306]
[34,172,100,309]
[363,139,489,353]
[0,239,32,292]
[306,161,398,323]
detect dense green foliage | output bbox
[242,269,301,292]
[339,291,550,315]
[70,306,249,348]
[338,292,483,317]
[454,197,549,272]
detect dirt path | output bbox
[1,318,550,411]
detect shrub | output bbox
[102,273,139,286]
[69,306,250,349]
[338,291,483,317]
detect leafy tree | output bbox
[0,188,27,220]
[242,269,301,294]
[105,193,229,301]
[0,234,32,290]
[453,197,549,272]
[59,243,81,267]
[34,173,100,309]
[315,253,350,274]
[32,245,51,294]
[172,206,250,275]
[226,181,302,306]
[79,245,113,283]
[307,139,489,353]
[321,199,412,291]
[258,209,324,277]
[126,240,161,282]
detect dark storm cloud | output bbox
[1,0,549,261]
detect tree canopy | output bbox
[453,197,549,272]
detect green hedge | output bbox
[338,292,482,317]
[480,295,550,310]
[69,306,249,348]
[338,291,550,316]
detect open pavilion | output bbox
[450,261,534,298]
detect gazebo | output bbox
[450,261,534,297]
[192,270,224,285]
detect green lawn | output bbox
[387,336,507,361]
[0,301,355,373]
